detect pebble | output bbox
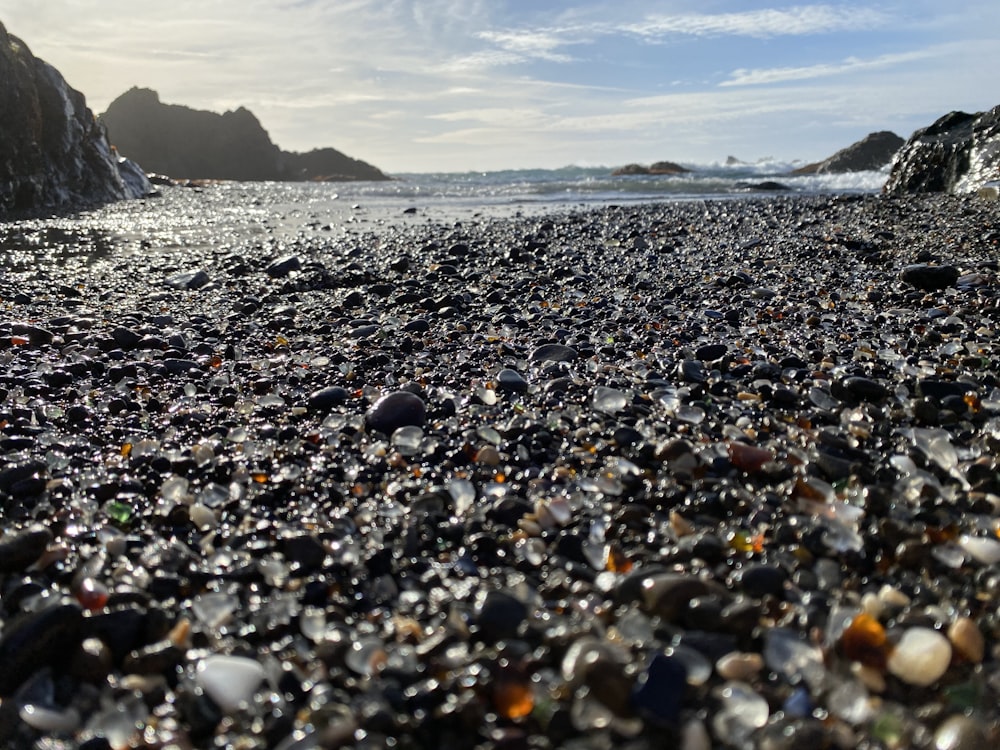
[900,263,960,290]
[195,654,267,712]
[886,627,952,687]
[0,524,52,572]
[365,390,426,434]
[2,189,1000,749]
[528,343,578,362]
[947,617,985,663]
[495,368,529,394]
[933,714,989,750]
[715,651,764,682]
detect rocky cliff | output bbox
[0,22,149,214]
[790,131,904,175]
[100,88,390,182]
[884,107,1000,194]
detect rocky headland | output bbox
[790,131,904,176]
[884,106,1000,194]
[100,87,391,183]
[0,22,150,214]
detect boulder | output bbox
[100,87,390,182]
[790,131,904,175]
[884,106,1000,194]
[0,22,149,213]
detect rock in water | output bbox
[0,21,148,213]
[884,105,1000,194]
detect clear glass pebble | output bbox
[192,591,240,628]
[764,628,826,689]
[391,425,424,456]
[592,386,627,413]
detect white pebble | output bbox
[887,627,952,687]
[958,534,1000,565]
[195,654,266,711]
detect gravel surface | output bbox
[1,187,999,749]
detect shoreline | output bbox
[1,190,999,748]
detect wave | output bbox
[236,162,888,215]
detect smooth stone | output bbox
[365,391,426,434]
[496,368,529,395]
[678,359,707,383]
[947,617,985,663]
[729,563,787,599]
[900,264,960,291]
[20,703,82,733]
[196,654,266,712]
[266,254,302,277]
[475,589,528,642]
[917,378,978,401]
[716,651,764,682]
[0,460,48,494]
[694,343,727,361]
[10,322,55,345]
[837,376,890,402]
[957,534,1000,565]
[631,652,686,726]
[165,270,211,290]
[934,715,989,750]
[163,358,201,374]
[111,326,142,349]
[887,627,952,687]
[0,524,53,572]
[280,533,327,570]
[308,386,350,412]
[641,574,716,622]
[528,343,578,362]
[0,603,84,696]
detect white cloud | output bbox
[622,6,890,40]
[721,49,940,87]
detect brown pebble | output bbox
[715,651,764,681]
[947,617,985,663]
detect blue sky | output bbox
[2,1,998,173]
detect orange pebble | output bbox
[840,612,888,669]
[494,676,534,720]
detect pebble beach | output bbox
[1,186,1000,749]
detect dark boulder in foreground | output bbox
[0,22,150,213]
[884,105,1000,194]
[791,131,904,175]
[100,87,391,182]
[612,161,691,176]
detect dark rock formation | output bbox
[790,131,904,175]
[733,181,790,192]
[100,88,390,182]
[0,22,149,214]
[884,106,1000,194]
[612,161,690,176]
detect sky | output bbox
[2,1,998,173]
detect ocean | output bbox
[0,160,888,266]
[325,161,887,211]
